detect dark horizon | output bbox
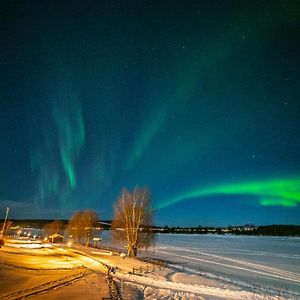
[2,218,300,228]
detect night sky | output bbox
[1,0,299,226]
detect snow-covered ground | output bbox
[76,242,283,300]
[1,235,299,299]
[143,234,300,298]
[101,232,300,299]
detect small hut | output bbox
[93,237,102,248]
[48,233,64,243]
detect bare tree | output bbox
[68,210,99,246]
[44,220,64,237]
[112,187,155,257]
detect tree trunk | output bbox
[85,233,90,247]
[127,245,137,257]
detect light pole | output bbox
[0,207,9,239]
[66,241,72,262]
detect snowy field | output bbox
[102,232,300,298]
[1,234,299,299]
[141,234,300,298]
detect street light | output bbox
[65,241,72,263]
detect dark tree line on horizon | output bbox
[158,224,300,236]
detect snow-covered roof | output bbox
[48,233,64,239]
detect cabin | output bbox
[93,237,102,247]
[48,233,64,243]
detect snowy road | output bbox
[0,240,111,300]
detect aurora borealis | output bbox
[1,1,299,225]
[158,178,300,210]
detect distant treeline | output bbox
[3,219,69,228]
[2,219,300,236]
[244,225,300,236]
[156,225,300,236]
[2,219,111,229]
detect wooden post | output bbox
[0,207,9,239]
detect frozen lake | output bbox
[102,232,300,298]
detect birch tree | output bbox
[44,220,64,237]
[112,187,155,257]
[68,210,99,246]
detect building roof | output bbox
[48,233,64,239]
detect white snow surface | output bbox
[101,232,300,299]
[1,235,299,300]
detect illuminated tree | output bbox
[68,210,99,246]
[112,187,155,257]
[44,220,64,237]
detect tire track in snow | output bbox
[156,246,300,279]
[181,248,300,280]
[155,250,300,284]
[0,269,91,300]
[157,245,300,259]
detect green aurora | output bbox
[1,1,299,224]
[52,99,85,189]
[30,98,85,209]
[126,2,294,171]
[157,178,300,210]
